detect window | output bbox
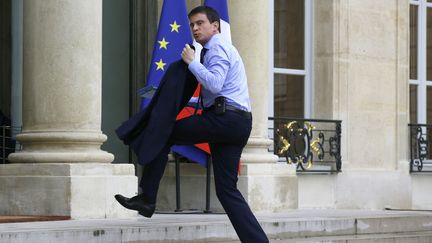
[271,0,313,118]
[410,0,432,124]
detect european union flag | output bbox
[139,0,210,167]
[204,0,231,43]
[139,0,192,108]
[171,0,232,168]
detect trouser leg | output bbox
[138,114,212,202]
[211,143,269,243]
[139,111,236,199]
[139,111,267,242]
[139,145,170,203]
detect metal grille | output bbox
[409,123,432,172]
[0,125,21,164]
[269,117,342,173]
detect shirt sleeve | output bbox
[188,45,230,94]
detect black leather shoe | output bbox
[114,194,156,218]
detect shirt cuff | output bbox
[188,59,202,74]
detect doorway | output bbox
[0,0,11,120]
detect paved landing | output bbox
[1,210,432,242]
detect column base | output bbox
[239,163,298,212]
[9,131,114,163]
[157,163,298,213]
[242,137,279,163]
[0,163,137,219]
[8,151,114,163]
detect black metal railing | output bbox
[172,153,212,213]
[269,117,342,173]
[409,123,432,173]
[1,126,21,164]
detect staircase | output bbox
[0,210,432,242]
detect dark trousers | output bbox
[139,109,269,243]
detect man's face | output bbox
[189,13,219,45]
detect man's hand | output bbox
[181,44,195,64]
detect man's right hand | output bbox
[181,44,195,65]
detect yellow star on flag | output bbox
[170,21,181,33]
[155,58,166,71]
[158,38,169,49]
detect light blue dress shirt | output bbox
[188,34,251,112]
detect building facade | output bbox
[0,0,431,218]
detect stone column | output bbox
[230,0,278,165]
[9,0,112,163]
[229,0,298,211]
[2,0,137,218]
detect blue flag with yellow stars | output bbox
[139,0,192,109]
[138,0,209,167]
[204,0,231,43]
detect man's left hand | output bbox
[181,44,195,64]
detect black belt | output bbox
[204,105,252,119]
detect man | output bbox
[115,6,268,242]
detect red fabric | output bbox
[175,84,241,174]
[175,84,211,154]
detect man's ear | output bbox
[212,21,220,32]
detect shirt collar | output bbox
[203,33,222,50]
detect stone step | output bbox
[0,210,432,242]
[277,232,432,243]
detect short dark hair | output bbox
[188,6,221,32]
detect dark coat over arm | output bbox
[115,60,198,165]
